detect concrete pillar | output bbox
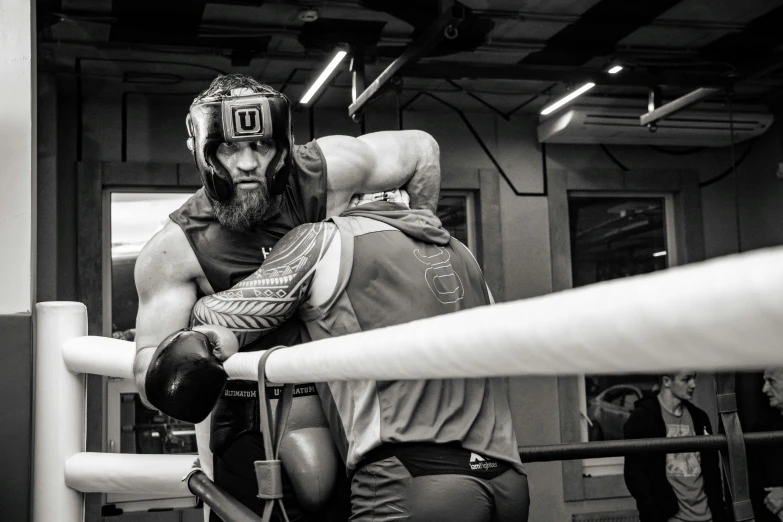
[0,1,36,520]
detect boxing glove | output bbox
[145,329,229,424]
[192,324,239,361]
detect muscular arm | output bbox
[192,222,337,340]
[132,221,212,405]
[317,130,441,216]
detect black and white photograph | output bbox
[3,1,783,521]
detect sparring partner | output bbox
[149,189,530,522]
[132,74,441,521]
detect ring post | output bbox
[33,302,88,522]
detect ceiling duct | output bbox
[538,104,773,147]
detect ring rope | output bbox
[63,246,783,383]
[231,245,783,382]
[47,246,783,510]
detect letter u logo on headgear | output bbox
[234,107,261,134]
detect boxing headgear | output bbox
[186,89,293,202]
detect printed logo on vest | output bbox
[233,107,262,134]
[269,383,318,398]
[413,246,465,304]
[469,452,498,471]
[224,388,257,398]
[222,383,318,399]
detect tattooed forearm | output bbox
[192,222,335,337]
[189,309,261,348]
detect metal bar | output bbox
[188,471,263,522]
[347,5,466,119]
[350,45,366,127]
[647,86,661,113]
[639,87,720,127]
[350,46,365,104]
[518,431,783,463]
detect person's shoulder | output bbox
[629,396,659,418]
[635,395,658,408]
[313,134,356,152]
[312,135,361,167]
[682,400,712,428]
[292,140,324,163]
[279,221,336,244]
[135,220,202,290]
[290,140,327,181]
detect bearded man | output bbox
[131,74,441,521]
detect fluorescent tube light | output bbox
[540,82,596,115]
[653,251,667,257]
[300,50,348,104]
[608,65,623,74]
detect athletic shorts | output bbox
[350,444,529,522]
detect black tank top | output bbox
[169,140,327,351]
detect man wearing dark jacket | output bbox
[624,372,727,522]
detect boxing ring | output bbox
[33,246,783,522]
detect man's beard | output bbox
[213,179,282,232]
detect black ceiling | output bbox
[36,0,783,112]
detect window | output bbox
[110,192,192,342]
[437,190,477,253]
[570,193,676,476]
[546,166,706,502]
[106,191,198,511]
[569,195,672,288]
[109,192,196,455]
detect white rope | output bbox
[230,246,783,382]
[63,336,135,379]
[64,453,194,495]
[60,246,783,383]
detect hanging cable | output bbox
[403,91,546,196]
[600,144,630,172]
[648,145,706,156]
[505,83,557,118]
[445,79,510,121]
[698,141,754,189]
[729,94,743,253]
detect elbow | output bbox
[414,131,439,164]
[411,131,440,186]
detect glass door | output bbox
[568,192,677,476]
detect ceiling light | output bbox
[540,82,595,116]
[300,49,348,105]
[608,65,623,74]
[653,251,667,257]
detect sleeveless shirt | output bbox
[298,203,524,474]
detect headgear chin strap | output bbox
[186,90,293,202]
